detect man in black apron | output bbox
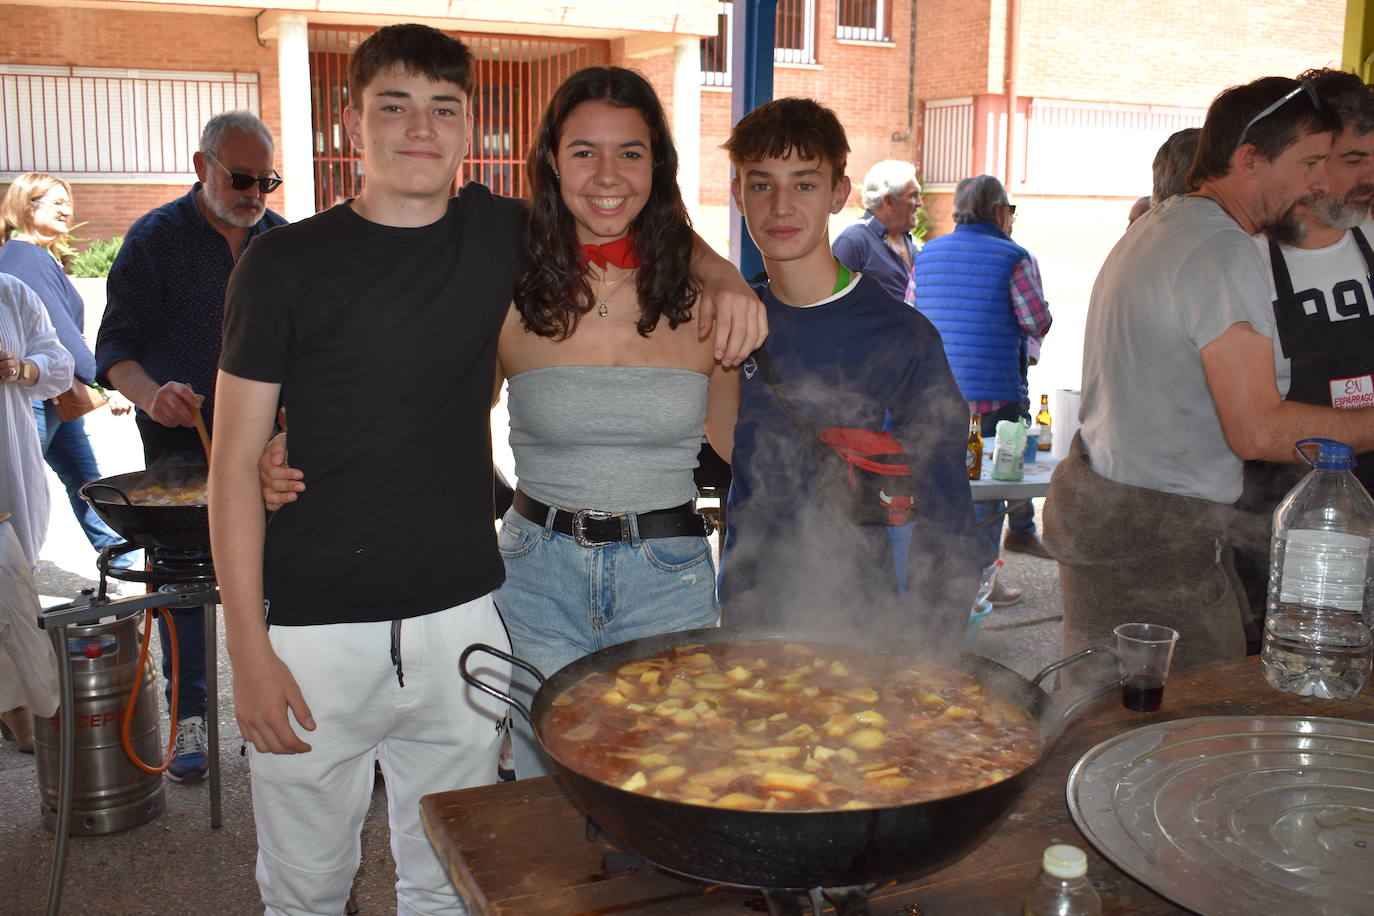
[1232,68,1374,647]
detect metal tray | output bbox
[1067,715,1374,916]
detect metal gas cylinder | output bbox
[33,610,165,835]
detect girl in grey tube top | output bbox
[495,67,753,778]
[506,365,706,513]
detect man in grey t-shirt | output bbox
[1043,76,1374,670]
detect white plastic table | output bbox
[968,451,1060,525]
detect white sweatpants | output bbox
[249,594,512,916]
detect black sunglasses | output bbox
[203,149,283,194]
[1236,82,1321,149]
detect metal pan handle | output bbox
[81,481,133,506]
[1032,644,1125,723]
[458,643,547,724]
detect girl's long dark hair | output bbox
[514,66,700,340]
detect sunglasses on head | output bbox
[1236,81,1321,149]
[203,149,283,194]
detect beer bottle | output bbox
[967,413,983,480]
[1035,394,1052,452]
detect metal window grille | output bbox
[309,27,604,210]
[837,0,889,42]
[700,0,818,87]
[700,2,732,88]
[0,65,260,177]
[922,98,974,186]
[1024,99,1205,195]
[776,0,817,64]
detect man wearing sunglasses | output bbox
[1230,70,1374,645]
[95,110,286,782]
[1044,76,1367,674]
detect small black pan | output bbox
[81,465,209,551]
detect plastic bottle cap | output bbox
[1297,437,1357,471]
[1042,844,1087,878]
[84,643,103,658]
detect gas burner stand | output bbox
[37,541,221,916]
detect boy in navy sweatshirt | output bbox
[710,98,985,644]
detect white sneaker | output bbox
[167,716,208,782]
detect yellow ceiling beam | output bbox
[1345,0,1374,82]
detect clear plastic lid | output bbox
[1043,844,1088,878]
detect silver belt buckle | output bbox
[572,509,628,548]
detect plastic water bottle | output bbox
[1021,845,1101,916]
[1261,438,1374,699]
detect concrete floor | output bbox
[2,405,1066,915]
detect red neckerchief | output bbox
[581,236,640,269]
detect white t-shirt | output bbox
[1079,195,1276,504]
[1255,219,1374,406]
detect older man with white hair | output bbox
[834,159,922,299]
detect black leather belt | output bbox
[513,490,712,548]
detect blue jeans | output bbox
[155,605,207,721]
[33,400,122,553]
[495,505,719,778]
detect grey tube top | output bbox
[506,365,709,513]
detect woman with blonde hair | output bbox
[0,173,129,561]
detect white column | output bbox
[673,39,702,217]
[275,14,315,221]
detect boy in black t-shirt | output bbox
[212,26,520,914]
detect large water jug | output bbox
[1261,438,1374,699]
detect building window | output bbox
[0,65,260,178]
[308,27,602,210]
[922,98,974,187]
[1023,99,1205,195]
[700,0,818,87]
[837,0,890,42]
[776,0,817,65]
[701,2,732,88]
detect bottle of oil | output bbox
[1035,394,1052,452]
[967,413,983,480]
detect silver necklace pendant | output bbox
[596,268,617,317]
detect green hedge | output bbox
[70,236,123,278]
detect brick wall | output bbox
[1,4,281,245]
[697,0,922,211]
[1015,0,1345,107]
[918,0,996,100]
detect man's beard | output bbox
[1311,184,1374,231]
[208,194,265,228]
[1266,202,1308,247]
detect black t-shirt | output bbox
[220,183,523,625]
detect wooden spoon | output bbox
[193,409,212,461]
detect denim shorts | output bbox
[494,504,719,776]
